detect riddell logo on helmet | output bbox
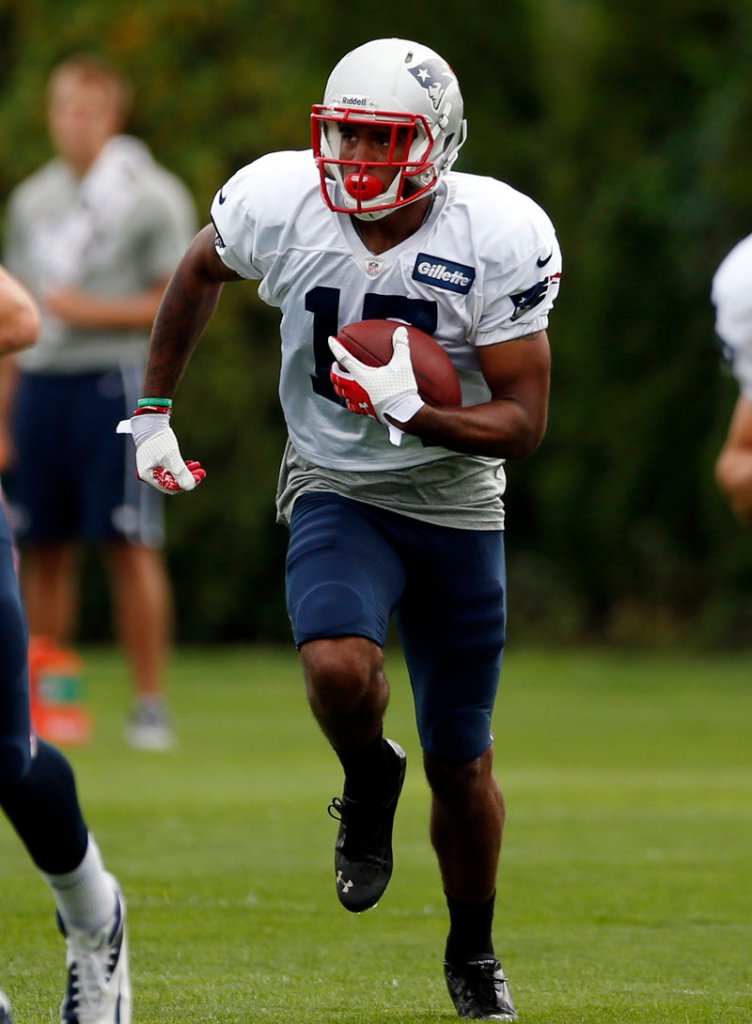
[339,95,371,107]
[413,254,475,295]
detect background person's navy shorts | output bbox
[6,368,165,546]
[286,491,507,763]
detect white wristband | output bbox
[379,392,425,424]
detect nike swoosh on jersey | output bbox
[218,189,228,204]
[536,251,553,267]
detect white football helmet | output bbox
[312,38,467,221]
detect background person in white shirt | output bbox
[2,55,196,749]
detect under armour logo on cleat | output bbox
[336,870,354,893]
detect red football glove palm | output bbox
[330,366,378,419]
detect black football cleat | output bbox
[444,957,518,1020]
[327,738,406,913]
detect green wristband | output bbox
[137,397,173,408]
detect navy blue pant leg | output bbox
[0,502,87,872]
[286,492,506,764]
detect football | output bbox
[333,319,462,408]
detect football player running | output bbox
[126,38,562,1020]
[0,264,130,1024]
[712,234,752,525]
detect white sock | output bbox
[43,835,118,933]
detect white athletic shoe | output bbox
[125,699,175,751]
[59,877,131,1023]
[0,989,12,1023]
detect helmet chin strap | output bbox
[351,205,398,223]
[351,191,435,225]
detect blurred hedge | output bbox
[2,0,752,647]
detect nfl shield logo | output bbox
[364,258,385,277]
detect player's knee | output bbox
[302,634,385,727]
[303,634,383,694]
[423,746,492,804]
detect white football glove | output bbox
[328,324,425,446]
[117,413,205,494]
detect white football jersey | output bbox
[712,233,752,400]
[211,150,561,473]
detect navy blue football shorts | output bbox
[6,368,165,546]
[0,497,33,783]
[286,491,506,763]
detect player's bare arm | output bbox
[398,330,551,459]
[124,225,239,495]
[142,224,240,398]
[715,395,752,524]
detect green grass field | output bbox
[1,645,751,1023]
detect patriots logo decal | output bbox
[510,273,561,321]
[407,59,455,111]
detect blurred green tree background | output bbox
[2,0,752,647]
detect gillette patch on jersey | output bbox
[412,253,476,294]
